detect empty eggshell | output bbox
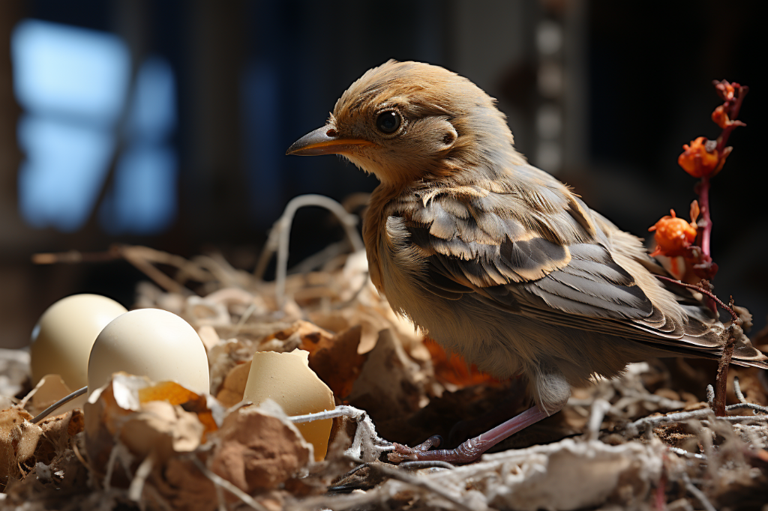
[88,308,210,395]
[244,350,335,461]
[30,294,128,390]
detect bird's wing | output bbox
[389,181,653,319]
[385,180,767,367]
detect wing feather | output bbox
[389,184,709,344]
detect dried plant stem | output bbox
[697,176,712,258]
[127,454,154,502]
[727,402,768,414]
[366,463,475,511]
[190,456,270,511]
[30,385,88,423]
[668,446,707,461]
[682,473,717,511]
[253,194,365,308]
[654,275,738,322]
[716,83,749,150]
[32,245,211,295]
[726,377,768,413]
[626,408,768,437]
[714,326,738,416]
[733,376,747,403]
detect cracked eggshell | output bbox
[88,308,210,395]
[30,294,128,389]
[244,350,334,461]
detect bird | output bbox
[286,60,768,463]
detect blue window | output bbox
[12,19,177,234]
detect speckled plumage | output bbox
[288,60,767,461]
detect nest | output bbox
[2,196,767,511]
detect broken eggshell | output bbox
[243,350,334,461]
[88,308,210,396]
[30,294,128,390]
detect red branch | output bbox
[688,81,748,284]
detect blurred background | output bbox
[1,0,766,348]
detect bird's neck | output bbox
[363,183,404,294]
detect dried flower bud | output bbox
[711,105,730,129]
[678,137,730,178]
[689,199,700,224]
[649,209,697,258]
[713,79,737,102]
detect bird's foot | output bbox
[387,435,442,463]
[387,405,558,464]
[387,435,485,464]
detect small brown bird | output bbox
[287,60,767,463]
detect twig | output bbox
[128,454,154,502]
[253,195,365,308]
[725,375,768,414]
[32,246,122,264]
[290,405,394,462]
[700,415,768,425]
[697,175,713,261]
[190,455,270,511]
[715,81,749,150]
[30,386,88,424]
[668,446,707,461]
[400,460,455,471]
[681,472,717,511]
[33,245,200,295]
[288,240,350,275]
[706,384,715,408]
[365,463,476,511]
[733,376,746,403]
[715,316,740,416]
[655,467,666,511]
[612,390,686,412]
[121,247,196,296]
[654,276,738,322]
[626,408,768,436]
[586,399,611,440]
[104,440,129,491]
[726,402,768,415]
[141,485,175,511]
[71,439,97,476]
[650,279,742,417]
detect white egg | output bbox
[88,308,210,395]
[30,294,128,390]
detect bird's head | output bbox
[287,60,522,188]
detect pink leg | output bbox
[387,405,557,464]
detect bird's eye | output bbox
[376,110,401,134]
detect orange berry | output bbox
[678,137,728,178]
[648,210,697,257]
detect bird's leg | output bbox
[388,364,570,464]
[446,389,527,446]
[387,405,557,464]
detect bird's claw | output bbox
[387,435,442,463]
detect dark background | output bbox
[1,0,766,348]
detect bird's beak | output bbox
[286,125,375,156]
